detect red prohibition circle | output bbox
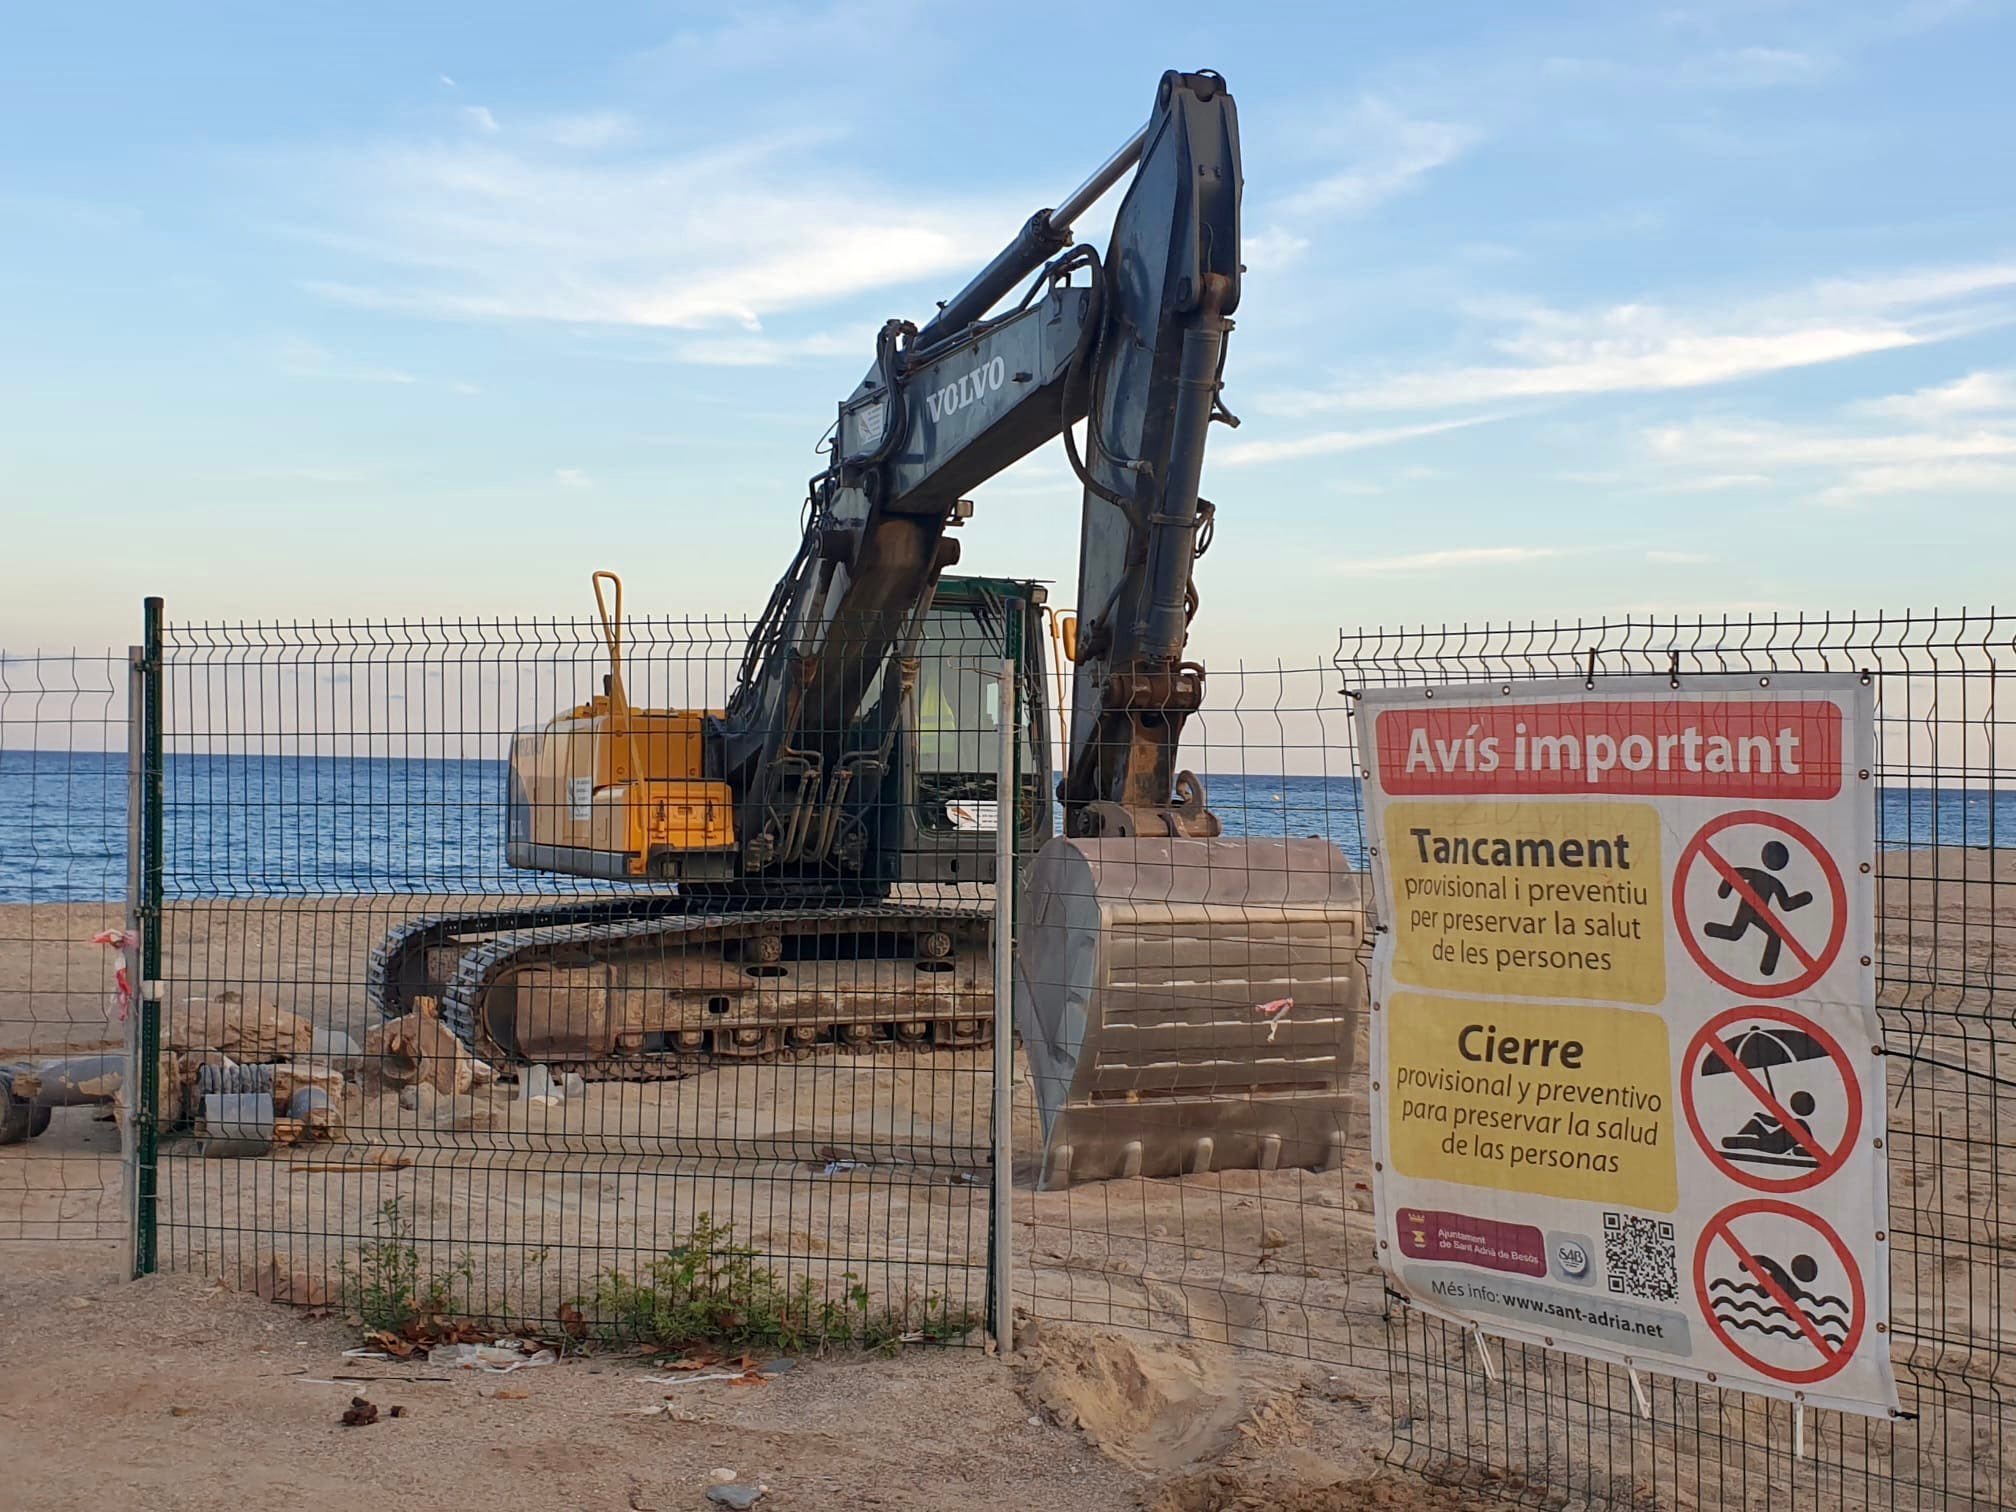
[1680,1005,1863,1194]
[1672,809,1847,999]
[1693,1199,1866,1385]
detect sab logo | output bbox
[924,356,1007,423]
[1555,1240,1590,1278]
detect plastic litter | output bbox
[643,1371,753,1387]
[430,1342,557,1372]
[518,1065,561,1107]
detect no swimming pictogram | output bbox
[1673,810,1847,998]
[1693,1200,1868,1385]
[1681,1005,1863,1194]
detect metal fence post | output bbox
[131,596,163,1277]
[990,656,1015,1354]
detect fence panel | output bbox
[1337,612,2014,1512]
[142,599,1022,1348]
[1012,660,1390,1372]
[0,647,134,1242]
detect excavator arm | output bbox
[718,69,1241,874]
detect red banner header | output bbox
[1374,700,1844,798]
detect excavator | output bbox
[368,69,1367,1186]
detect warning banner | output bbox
[1360,674,1894,1419]
[1385,800,1664,1003]
[1375,700,1845,798]
[1387,992,1676,1209]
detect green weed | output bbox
[582,1213,981,1355]
[339,1198,473,1332]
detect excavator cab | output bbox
[504,571,1053,890]
[881,575,1053,888]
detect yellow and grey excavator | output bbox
[370,69,1367,1185]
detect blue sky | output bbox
[3,0,2012,665]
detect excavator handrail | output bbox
[590,569,643,788]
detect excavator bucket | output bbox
[1014,835,1369,1189]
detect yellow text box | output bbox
[1387,992,1677,1210]
[1386,800,1664,1003]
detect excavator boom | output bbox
[721,70,1244,873]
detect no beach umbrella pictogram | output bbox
[1681,1005,1863,1193]
[1673,810,1846,998]
[1693,1200,1867,1385]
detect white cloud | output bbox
[1654,472,1774,492]
[1821,460,2016,501]
[1281,98,1478,218]
[1646,419,2016,470]
[439,74,457,89]
[1858,370,2016,421]
[553,468,592,489]
[227,465,371,486]
[462,105,500,133]
[648,0,939,73]
[1687,47,1834,87]
[1243,226,1310,273]
[1644,385,2016,502]
[659,325,876,366]
[537,112,633,149]
[1215,416,1499,467]
[1814,261,2016,312]
[1542,56,1624,80]
[274,335,417,386]
[279,126,1021,334]
[1336,546,1567,577]
[1261,260,2016,418]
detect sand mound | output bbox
[1016,1322,1265,1474]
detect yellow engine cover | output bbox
[506,701,735,879]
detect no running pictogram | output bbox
[1673,810,1847,998]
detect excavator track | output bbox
[369,898,994,1081]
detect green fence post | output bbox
[131,596,164,1277]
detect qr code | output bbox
[1603,1211,1678,1301]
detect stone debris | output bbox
[364,996,494,1096]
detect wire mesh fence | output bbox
[1336,611,2015,1512]
[132,579,1042,1349]
[0,648,134,1243]
[1010,661,1388,1371]
[4,597,2010,1511]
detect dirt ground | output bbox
[0,1240,1481,1512]
[3,848,2012,1508]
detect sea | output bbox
[0,752,2009,903]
